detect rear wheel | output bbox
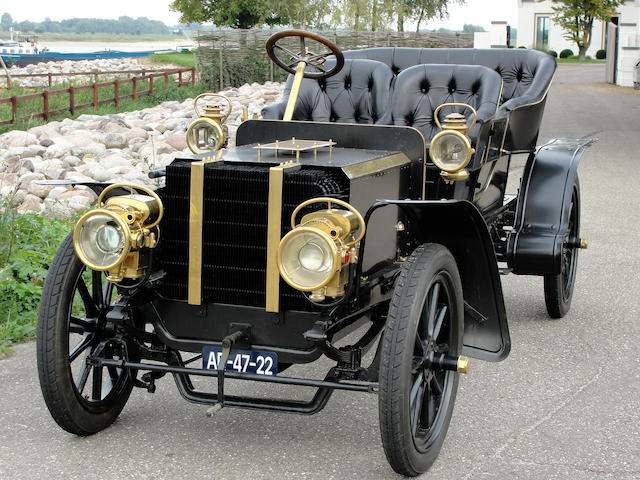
[379,244,464,476]
[37,234,134,435]
[544,178,580,318]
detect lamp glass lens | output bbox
[431,133,469,171]
[77,214,126,268]
[281,231,335,289]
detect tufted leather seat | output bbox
[262,59,393,123]
[389,64,503,144]
[263,47,555,151]
[342,48,555,119]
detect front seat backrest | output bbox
[389,64,503,144]
[261,59,394,124]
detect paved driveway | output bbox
[1,64,639,480]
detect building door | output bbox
[536,16,550,50]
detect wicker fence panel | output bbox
[195,29,474,89]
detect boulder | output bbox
[29,124,60,140]
[104,133,127,149]
[16,194,43,214]
[62,155,81,168]
[165,133,188,151]
[47,186,70,200]
[40,139,54,147]
[44,139,72,159]
[1,130,38,148]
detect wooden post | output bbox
[164,71,169,85]
[149,75,154,94]
[178,70,183,86]
[0,55,11,90]
[43,90,49,121]
[191,67,195,85]
[114,79,119,107]
[48,73,52,87]
[93,82,98,108]
[132,77,137,102]
[10,96,17,123]
[219,46,223,91]
[69,86,75,115]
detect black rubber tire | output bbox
[36,233,133,435]
[379,244,464,476]
[544,177,580,318]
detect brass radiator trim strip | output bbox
[188,153,222,306]
[266,162,300,312]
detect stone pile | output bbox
[0,81,284,218]
[0,58,191,88]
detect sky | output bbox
[2,0,518,31]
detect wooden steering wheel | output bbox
[266,30,344,79]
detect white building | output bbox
[517,0,640,87]
[517,0,640,56]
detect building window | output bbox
[536,16,550,50]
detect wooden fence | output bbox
[0,67,195,127]
[2,69,196,88]
[196,28,474,89]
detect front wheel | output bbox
[37,234,134,435]
[379,244,464,476]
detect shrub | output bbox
[548,50,558,58]
[596,49,606,60]
[0,202,74,356]
[559,49,574,59]
[518,46,527,49]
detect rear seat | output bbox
[262,47,554,151]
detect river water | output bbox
[41,40,192,53]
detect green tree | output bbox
[1,12,12,31]
[395,0,463,33]
[170,0,282,28]
[551,0,625,60]
[462,24,484,33]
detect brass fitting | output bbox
[457,356,470,374]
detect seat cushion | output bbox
[389,64,503,143]
[264,59,394,124]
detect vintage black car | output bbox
[36,31,591,476]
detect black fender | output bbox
[507,138,595,275]
[367,199,510,362]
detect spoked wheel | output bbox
[544,177,580,318]
[379,244,464,477]
[37,234,134,435]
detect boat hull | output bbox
[0,50,166,67]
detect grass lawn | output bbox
[148,51,196,68]
[557,57,606,64]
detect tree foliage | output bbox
[170,0,330,29]
[170,0,464,31]
[1,12,12,31]
[462,24,485,33]
[551,0,625,60]
[4,16,171,35]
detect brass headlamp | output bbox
[277,198,365,302]
[186,93,232,154]
[429,103,477,184]
[73,184,163,283]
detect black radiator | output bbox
[157,161,348,310]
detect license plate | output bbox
[202,347,277,376]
